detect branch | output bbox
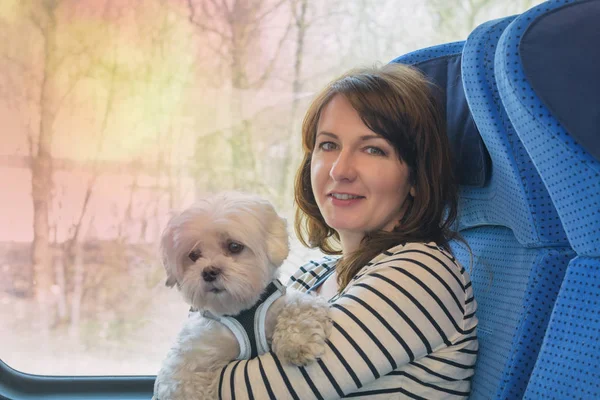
[1,54,43,87]
[250,0,288,26]
[51,60,96,119]
[242,0,290,47]
[187,0,232,41]
[29,10,46,37]
[68,174,96,246]
[65,20,120,249]
[205,37,232,62]
[27,129,35,164]
[219,0,231,17]
[191,19,232,41]
[249,14,293,89]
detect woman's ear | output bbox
[409,186,416,197]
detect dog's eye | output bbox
[188,249,202,262]
[227,241,244,254]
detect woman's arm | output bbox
[219,245,471,399]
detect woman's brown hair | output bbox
[294,63,460,290]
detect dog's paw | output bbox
[271,293,332,366]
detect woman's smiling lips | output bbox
[328,192,365,206]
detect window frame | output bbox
[0,359,154,399]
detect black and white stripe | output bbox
[219,242,478,399]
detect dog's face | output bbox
[160,192,289,316]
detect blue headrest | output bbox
[520,0,600,162]
[390,42,491,187]
[460,15,568,247]
[496,0,600,255]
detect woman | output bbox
[219,63,478,399]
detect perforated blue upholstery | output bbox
[496,0,600,256]
[392,41,464,65]
[495,0,600,398]
[452,231,572,399]
[459,16,573,399]
[460,16,568,248]
[392,33,573,399]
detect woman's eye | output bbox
[227,241,245,254]
[318,141,337,151]
[365,146,386,156]
[188,249,202,262]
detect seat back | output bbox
[393,21,573,398]
[460,15,575,399]
[391,41,489,189]
[495,0,600,398]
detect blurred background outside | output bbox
[0,0,541,376]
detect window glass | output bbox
[0,0,543,375]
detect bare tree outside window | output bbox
[0,0,544,376]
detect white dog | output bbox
[153,192,332,400]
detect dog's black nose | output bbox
[202,267,220,282]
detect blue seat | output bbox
[459,15,575,399]
[495,0,600,398]
[391,41,490,189]
[393,21,574,398]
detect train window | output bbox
[0,0,543,376]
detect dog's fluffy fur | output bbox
[153,192,332,400]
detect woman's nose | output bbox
[329,151,357,181]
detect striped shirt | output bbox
[219,242,478,399]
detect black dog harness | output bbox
[200,279,286,359]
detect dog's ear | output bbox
[165,275,177,288]
[160,223,179,289]
[266,213,289,267]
